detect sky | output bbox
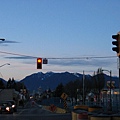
[0,0,120,80]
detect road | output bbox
[0,101,72,120]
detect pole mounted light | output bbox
[0,38,5,41]
[0,63,10,68]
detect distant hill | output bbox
[0,78,7,85]
[20,72,119,92]
[20,72,83,91]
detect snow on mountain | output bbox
[20,72,119,92]
[20,72,83,91]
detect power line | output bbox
[0,50,117,60]
[0,51,37,58]
[47,56,117,59]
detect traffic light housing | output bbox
[43,58,48,64]
[37,58,42,69]
[112,34,120,56]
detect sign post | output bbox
[61,93,68,110]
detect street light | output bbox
[102,69,112,111]
[0,63,10,68]
[0,38,5,41]
[114,91,118,111]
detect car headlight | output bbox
[6,107,10,111]
[12,105,15,108]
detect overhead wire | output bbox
[0,50,117,60]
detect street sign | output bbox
[43,58,48,64]
[107,81,115,88]
[61,93,68,100]
[111,81,115,88]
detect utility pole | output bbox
[102,69,112,111]
[117,56,120,111]
[83,70,85,105]
[112,32,120,111]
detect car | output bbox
[6,100,17,112]
[0,101,13,114]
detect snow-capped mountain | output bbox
[20,72,83,91]
[20,72,119,92]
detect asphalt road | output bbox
[0,101,72,120]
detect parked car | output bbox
[0,101,13,114]
[6,100,17,112]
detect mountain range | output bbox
[20,72,119,92]
[20,72,84,92]
[1,72,119,92]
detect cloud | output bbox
[48,58,116,68]
[3,52,116,69]
[0,51,36,59]
[0,40,20,46]
[4,56,36,59]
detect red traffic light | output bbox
[37,58,42,63]
[37,58,42,69]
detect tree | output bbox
[64,77,92,104]
[64,81,76,98]
[0,79,5,89]
[54,83,64,97]
[11,78,16,88]
[15,82,26,92]
[6,78,16,89]
[91,69,105,105]
[7,78,12,88]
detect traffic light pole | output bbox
[118,55,120,110]
[112,33,120,111]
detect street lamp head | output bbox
[0,63,10,68]
[0,38,5,41]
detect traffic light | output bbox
[43,58,48,64]
[37,58,42,69]
[112,34,120,56]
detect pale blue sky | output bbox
[0,0,119,80]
